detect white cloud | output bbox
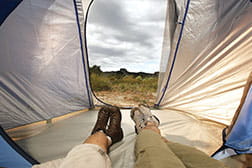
[87,0,167,73]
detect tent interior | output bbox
[4,105,252,168]
[0,0,252,168]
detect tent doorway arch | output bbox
[85,0,167,107]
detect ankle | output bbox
[143,125,161,135]
[145,121,157,127]
[84,131,109,153]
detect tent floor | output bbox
[12,109,246,167]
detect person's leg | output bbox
[134,122,186,168]
[131,105,227,168]
[131,106,186,168]
[59,106,123,168]
[165,141,227,168]
[84,131,110,153]
[60,131,111,168]
[33,106,115,168]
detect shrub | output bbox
[135,75,143,81]
[90,69,158,105]
[90,73,112,91]
[142,77,158,92]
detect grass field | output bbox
[90,68,158,106]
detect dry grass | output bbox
[90,72,158,106]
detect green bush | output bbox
[90,73,112,91]
[142,77,158,92]
[90,71,158,93]
[135,75,143,81]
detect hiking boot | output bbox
[91,106,110,135]
[106,106,124,145]
[130,104,160,134]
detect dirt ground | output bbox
[94,91,157,107]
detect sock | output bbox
[106,136,112,146]
[98,130,112,146]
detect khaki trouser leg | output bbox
[134,129,186,168]
[165,142,227,168]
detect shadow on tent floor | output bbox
[9,109,246,168]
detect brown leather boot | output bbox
[106,106,124,145]
[91,106,110,135]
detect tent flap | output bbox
[157,0,252,125]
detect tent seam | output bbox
[73,0,93,108]
[156,0,191,106]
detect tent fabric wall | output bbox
[157,0,178,93]
[0,0,93,129]
[157,0,252,125]
[212,73,252,159]
[0,0,251,167]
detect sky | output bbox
[86,0,167,73]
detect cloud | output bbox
[88,0,130,29]
[89,45,127,57]
[86,0,167,73]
